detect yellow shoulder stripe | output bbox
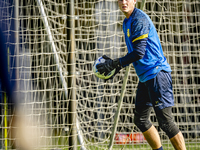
[132,34,148,43]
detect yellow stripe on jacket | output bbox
[132,34,148,43]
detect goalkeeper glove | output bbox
[96,55,122,76]
[104,66,122,82]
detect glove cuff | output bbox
[113,58,121,68]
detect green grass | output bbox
[45,135,200,150]
[75,142,200,150]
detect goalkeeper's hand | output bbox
[96,55,121,76]
[104,66,122,82]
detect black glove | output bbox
[96,55,121,76]
[104,66,122,82]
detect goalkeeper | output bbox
[96,0,186,150]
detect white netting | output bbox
[0,0,199,150]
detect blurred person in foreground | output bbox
[0,26,16,149]
[96,0,186,149]
[0,26,41,150]
[0,27,14,112]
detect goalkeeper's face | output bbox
[118,0,136,18]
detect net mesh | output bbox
[0,0,200,149]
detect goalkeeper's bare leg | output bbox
[142,125,162,149]
[170,131,186,150]
[142,125,186,150]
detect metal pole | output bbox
[15,0,19,97]
[108,66,130,150]
[67,0,77,149]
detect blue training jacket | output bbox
[119,8,171,82]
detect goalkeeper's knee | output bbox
[155,107,180,139]
[134,109,152,132]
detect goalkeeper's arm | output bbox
[96,38,147,76]
[119,38,147,67]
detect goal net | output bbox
[0,0,200,150]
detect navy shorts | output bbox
[135,70,174,110]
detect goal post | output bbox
[0,0,199,150]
